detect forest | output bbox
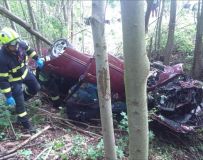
[0,0,203,160]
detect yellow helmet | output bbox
[0,27,19,45]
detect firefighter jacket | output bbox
[0,40,38,98]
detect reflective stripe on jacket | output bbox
[0,40,38,97]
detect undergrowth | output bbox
[1,94,203,160]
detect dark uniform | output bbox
[0,40,40,124]
[37,69,61,108]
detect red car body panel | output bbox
[44,47,125,100]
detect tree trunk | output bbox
[157,0,165,53]
[64,0,73,40]
[40,0,45,37]
[80,1,85,52]
[62,0,68,26]
[154,0,162,52]
[163,0,177,65]
[90,1,117,159]
[192,0,203,80]
[145,0,153,33]
[19,0,36,48]
[3,0,17,31]
[70,4,74,43]
[0,5,51,45]
[121,1,150,160]
[26,0,41,54]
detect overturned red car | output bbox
[38,39,203,133]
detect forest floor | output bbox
[1,95,203,160]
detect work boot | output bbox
[17,116,36,134]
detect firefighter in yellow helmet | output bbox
[0,27,44,133]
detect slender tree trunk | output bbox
[40,0,45,38]
[154,21,158,52]
[80,0,85,52]
[19,0,35,48]
[20,0,28,22]
[154,0,162,52]
[163,0,177,65]
[26,0,41,54]
[19,1,27,25]
[90,1,117,159]
[121,1,150,160]
[62,0,68,26]
[192,0,203,80]
[63,0,73,41]
[66,0,72,40]
[145,0,153,33]
[70,4,74,43]
[3,0,17,31]
[157,0,165,53]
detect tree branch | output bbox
[0,125,51,158]
[0,5,52,46]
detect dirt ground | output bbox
[1,97,203,160]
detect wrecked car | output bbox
[37,39,203,133]
[148,62,203,133]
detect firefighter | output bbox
[0,27,44,132]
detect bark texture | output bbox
[192,0,203,80]
[145,0,153,33]
[163,0,177,65]
[27,0,41,53]
[157,0,165,52]
[121,1,150,160]
[90,1,117,159]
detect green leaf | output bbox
[0,118,9,126]
[18,149,33,158]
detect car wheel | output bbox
[51,39,69,58]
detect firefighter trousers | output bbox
[11,70,41,121]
